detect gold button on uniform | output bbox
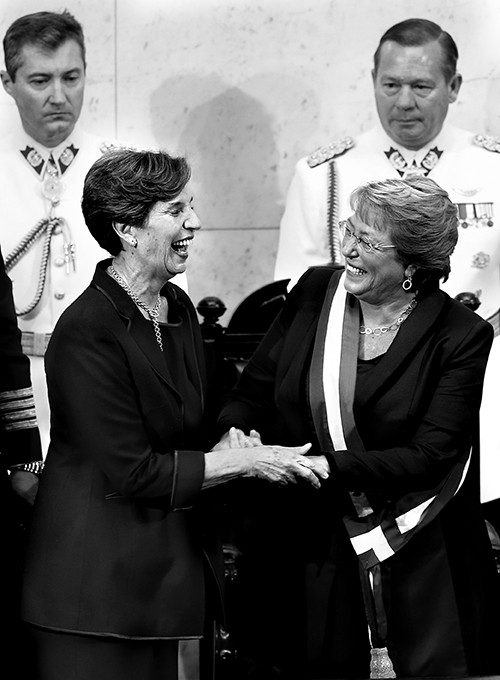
[54,291,65,300]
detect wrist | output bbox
[241,449,257,478]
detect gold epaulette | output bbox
[307,136,355,168]
[474,134,500,153]
[99,140,122,155]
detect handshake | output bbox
[211,426,330,489]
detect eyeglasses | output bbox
[338,220,397,254]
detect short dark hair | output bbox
[82,149,192,255]
[3,10,86,80]
[373,18,459,83]
[349,175,458,293]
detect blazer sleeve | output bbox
[218,267,330,439]
[46,305,205,508]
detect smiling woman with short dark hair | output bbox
[21,148,326,680]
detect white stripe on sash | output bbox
[323,272,348,450]
[396,497,435,534]
[351,525,394,561]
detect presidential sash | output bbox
[308,272,471,571]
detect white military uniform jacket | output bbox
[274,122,500,503]
[0,125,188,453]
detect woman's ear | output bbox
[405,264,417,279]
[112,222,137,248]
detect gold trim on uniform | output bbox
[99,140,121,154]
[21,331,52,356]
[0,386,38,431]
[474,134,500,154]
[307,137,355,168]
[472,252,491,269]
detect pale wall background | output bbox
[2,0,500,322]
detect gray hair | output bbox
[349,175,458,292]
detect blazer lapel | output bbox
[127,306,176,388]
[91,261,177,392]
[355,289,450,409]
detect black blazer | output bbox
[220,266,492,490]
[22,260,222,639]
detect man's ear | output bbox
[1,70,15,97]
[448,72,462,104]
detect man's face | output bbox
[372,40,462,150]
[1,39,85,148]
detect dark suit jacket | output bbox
[218,266,500,678]
[22,260,222,640]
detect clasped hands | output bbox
[214,426,330,489]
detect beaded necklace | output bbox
[359,297,417,336]
[108,265,164,351]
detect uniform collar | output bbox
[374,120,456,165]
[15,125,82,175]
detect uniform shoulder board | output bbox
[473,134,500,154]
[307,136,355,168]
[99,140,123,155]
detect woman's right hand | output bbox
[245,443,328,488]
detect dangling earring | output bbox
[402,276,412,291]
[130,237,138,248]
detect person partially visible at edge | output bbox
[219,176,500,679]
[0,10,188,456]
[20,148,328,680]
[0,246,42,674]
[273,18,500,530]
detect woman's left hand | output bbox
[212,426,263,450]
[306,455,330,479]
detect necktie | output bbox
[42,154,62,209]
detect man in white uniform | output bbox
[0,11,188,455]
[274,18,500,533]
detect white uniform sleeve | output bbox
[274,157,330,287]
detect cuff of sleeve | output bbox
[170,450,205,511]
[10,460,44,475]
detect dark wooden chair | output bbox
[197,281,289,679]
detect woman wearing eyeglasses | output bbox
[217,175,500,679]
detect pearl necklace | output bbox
[359,298,417,336]
[108,265,164,352]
